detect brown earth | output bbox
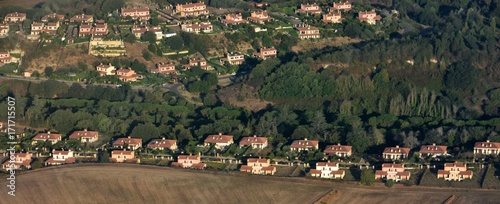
[217,83,272,112]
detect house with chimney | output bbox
[2,153,31,170]
[32,132,62,145]
[253,47,277,60]
[296,3,322,15]
[358,9,382,25]
[0,24,9,37]
[296,25,320,39]
[324,143,352,157]
[121,7,151,21]
[116,68,142,82]
[30,22,45,35]
[4,12,26,23]
[171,153,206,169]
[418,143,447,158]
[78,23,93,36]
[68,129,99,143]
[95,63,116,76]
[375,162,410,182]
[322,12,344,23]
[221,13,248,25]
[131,25,163,40]
[204,133,234,150]
[111,149,140,163]
[248,11,272,24]
[240,157,276,175]
[45,149,76,165]
[112,136,143,150]
[220,52,245,65]
[239,135,268,149]
[331,1,352,12]
[474,140,500,155]
[0,51,12,64]
[175,2,209,17]
[437,162,473,181]
[181,22,213,33]
[147,138,178,151]
[41,13,65,22]
[44,22,60,35]
[310,161,345,179]
[382,145,410,160]
[31,21,60,35]
[93,23,108,36]
[290,138,319,152]
[184,58,208,69]
[152,62,176,74]
[70,14,94,23]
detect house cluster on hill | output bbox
[295,1,382,25]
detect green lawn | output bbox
[481,164,500,189]
[419,167,485,189]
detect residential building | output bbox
[5,12,26,23]
[382,145,410,160]
[111,149,139,163]
[30,22,44,35]
[2,153,31,170]
[112,136,143,150]
[322,12,344,23]
[171,153,206,169]
[296,3,322,15]
[24,70,33,77]
[220,52,245,65]
[175,2,209,17]
[93,23,108,36]
[419,143,447,158]
[184,58,208,69]
[152,62,176,74]
[44,22,60,35]
[474,140,500,155]
[296,25,320,39]
[121,7,151,21]
[79,23,93,36]
[253,47,277,60]
[221,13,247,25]
[331,1,352,12]
[204,133,234,150]
[0,51,12,63]
[324,143,352,157]
[180,22,213,33]
[95,63,116,76]
[32,132,62,145]
[115,68,142,82]
[240,157,276,175]
[0,24,9,37]
[375,162,410,181]
[248,11,272,24]
[310,161,345,179]
[70,14,94,23]
[68,129,99,143]
[290,138,319,151]
[41,13,65,22]
[147,138,178,151]
[358,9,382,25]
[131,26,163,40]
[239,135,268,149]
[45,149,76,165]
[437,162,473,181]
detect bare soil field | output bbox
[0,0,44,8]
[2,164,500,204]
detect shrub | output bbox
[385,179,394,188]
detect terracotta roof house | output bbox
[296,25,320,39]
[44,22,60,35]
[68,129,99,143]
[121,7,150,21]
[253,47,277,60]
[171,153,206,169]
[116,68,142,82]
[310,161,345,179]
[2,153,31,170]
[95,63,116,76]
[474,140,500,155]
[41,13,65,22]
[382,145,410,160]
[437,162,473,181]
[220,52,245,65]
[184,58,208,69]
[175,2,209,17]
[5,12,26,23]
[79,23,93,36]
[419,143,447,158]
[221,13,248,25]
[112,136,143,150]
[32,132,62,145]
[240,157,276,175]
[147,138,178,151]
[45,149,76,165]
[30,22,44,35]
[322,12,344,23]
[375,162,410,182]
[331,1,352,12]
[0,51,12,63]
[181,22,213,33]
[93,23,108,35]
[296,3,322,15]
[290,138,319,151]
[151,62,176,74]
[358,9,382,25]
[204,133,234,150]
[0,24,9,37]
[248,11,272,24]
[239,135,268,149]
[111,149,140,163]
[131,26,163,40]
[324,143,352,157]
[70,14,94,23]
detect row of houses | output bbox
[95,64,143,82]
[296,2,382,25]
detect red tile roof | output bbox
[382,163,404,168]
[383,146,410,154]
[69,129,98,139]
[204,134,233,144]
[239,136,268,146]
[396,171,410,177]
[33,132,62,140]
[437,170,449,175]
[474,140,500,149]
[419,143,447,154]
[147,138,176,149]
[324,144,352,154]
[45,157,76,164]
[316,161,338,167]
[290,139,319,149]
[375,170,387,176]
[113,136,142,146]
[444,162,466,168]
[6,12,26,18]
[111,150,134,155]
[247,158,268,163]
[178,154,199,160]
